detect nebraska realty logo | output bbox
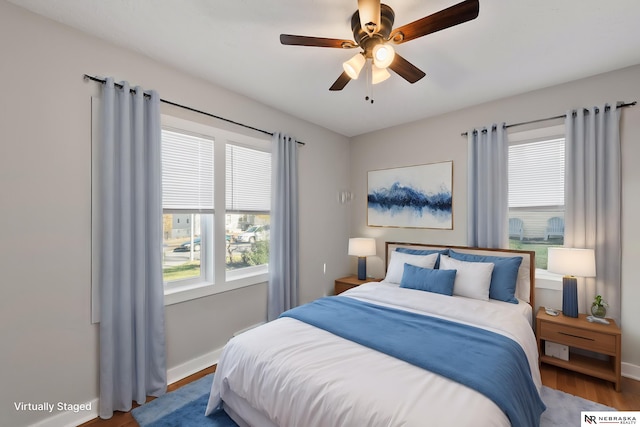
[582,411,639,426]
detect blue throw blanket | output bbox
[281,296,546,427]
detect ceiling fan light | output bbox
[343,53,366,79]
[371,64,390,84]
[358,0,381,35]
[372,43,395,69]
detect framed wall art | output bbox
[367,161,453,229]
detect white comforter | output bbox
[205,282,542,427]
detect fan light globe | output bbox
[371,64,390,84]
[372,44,395,69]
[343,53,366,79]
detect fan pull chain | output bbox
[364,60,374,104]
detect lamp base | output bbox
[357,257,367,281]
[562,276,579,318]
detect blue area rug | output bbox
[132,373,615,426]
[539,385,615,426]
[131,374,237,427]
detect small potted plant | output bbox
[591,295,608,318]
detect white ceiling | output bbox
[9,0,640,137]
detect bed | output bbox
[205,242,545,427]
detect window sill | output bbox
[164,272,268,306]
[534,268,563,291]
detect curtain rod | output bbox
[83,74,306,146]
[460,101,637,137]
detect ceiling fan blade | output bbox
[389,53,426,83]
[390,0,479,44]
[358,0,381,35]
[329,72,352,91]
[280,34,357,49]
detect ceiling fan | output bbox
[280,0,479,91]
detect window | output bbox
[508,128,565,269]
[225,144,271,280]
[92,104,270,315]
[160,116,271,304]
[161,130,214,287]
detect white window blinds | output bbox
[508,138,565,208]
[226,144,271,213]
[161,130,214,212]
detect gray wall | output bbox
[350,64,640,373]
[0,2,350,426]
[2,1,639,426]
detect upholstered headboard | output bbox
[385,242,535,308]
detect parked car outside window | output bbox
[173,237,201,252]
[234,224,269,243]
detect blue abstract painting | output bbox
[368,161,453,229]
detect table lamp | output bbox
[348,238,376,280]
[547,247,596,318]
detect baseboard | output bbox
[166,347,223,385]
[28,399,99,427]
[28,347,223,427]
[622,361,640,381]
[233,321,265,337]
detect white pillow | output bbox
[385,251,439,284]
[439,254,494,301]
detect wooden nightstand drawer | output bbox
[539,322,616,355]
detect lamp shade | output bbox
[343,53,366,79]
[348,238,376,257]
[547,248,596,277]
[371,64,391,84]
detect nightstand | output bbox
[535,307,621,391]
[334,275,381,295]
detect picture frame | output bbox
[367,161,453,229]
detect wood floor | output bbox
[81,364,639,427]
[539,364,640,410]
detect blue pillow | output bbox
[400,263,456,296]
[448,250,522,304]
[395,248,449,269]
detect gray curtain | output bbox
[565,104,621,323]
[467,123,508,248]
[99,78,166,418]
[268,133,299,321]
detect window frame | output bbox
[161,115,271,306]
[161,127,215,292]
